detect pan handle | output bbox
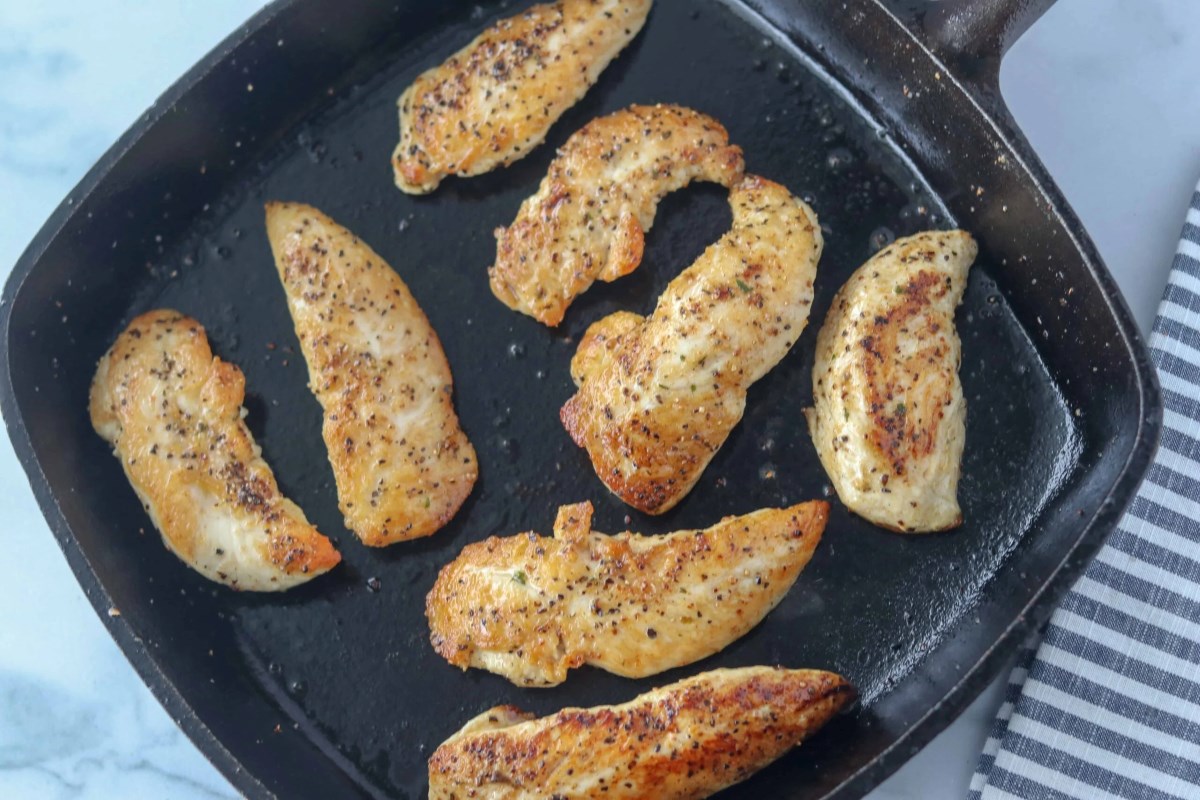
[918,0,1057,119]
[924,0,1057,61]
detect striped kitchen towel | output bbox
[968,183,1200,799]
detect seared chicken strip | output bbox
[428,666,854,800]
[427,500,827,686]
[265,203,477,546]
[393,0,652,194]
[490,104,745,326]
[89,310,340,591]
[805,230,976,532]
[561,176,822,514]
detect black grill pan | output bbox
[0,1,1161,797]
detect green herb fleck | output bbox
[512,570,527,585]
[736,278,753,294]
[690,384,697,392]
[894,284,907,295]
[658,383,669,390]
[844,408,850,421]
[679,354,686,362]
[895,402,907,415]
[424,495,431,508]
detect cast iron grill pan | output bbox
[0,1,1160,798]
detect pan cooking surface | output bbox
[71,1,1078,796]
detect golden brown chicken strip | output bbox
[427,500,827,686]
[490,103,745,326]
[89,310,340,590]
[265,203,477,546]
[561,176,822,514]
[806,230,976,532]
[393,0,653,194]
[428,666,854,799]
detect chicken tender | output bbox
[393,0,652,194]
[427,500,827,686]
[561,176,822,514]
[428,666,854,800]
[490,103,745,326]
[805,230,976,532]
[89,310,340,591]
[265,203,477,546]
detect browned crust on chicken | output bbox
[863,270,948,471]
[89,310,340,590]
[393,0,653,194]
[428,666,855,799]
[489,103,745,326]
[265,203,477,546]
[561,175,822,514]
[426,500,828,686]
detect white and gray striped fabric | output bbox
[968,182,1200,799]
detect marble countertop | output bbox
[2,1,1197,797]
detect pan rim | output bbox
[0,1,1164,798]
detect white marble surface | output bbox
[1,1,1197,797]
